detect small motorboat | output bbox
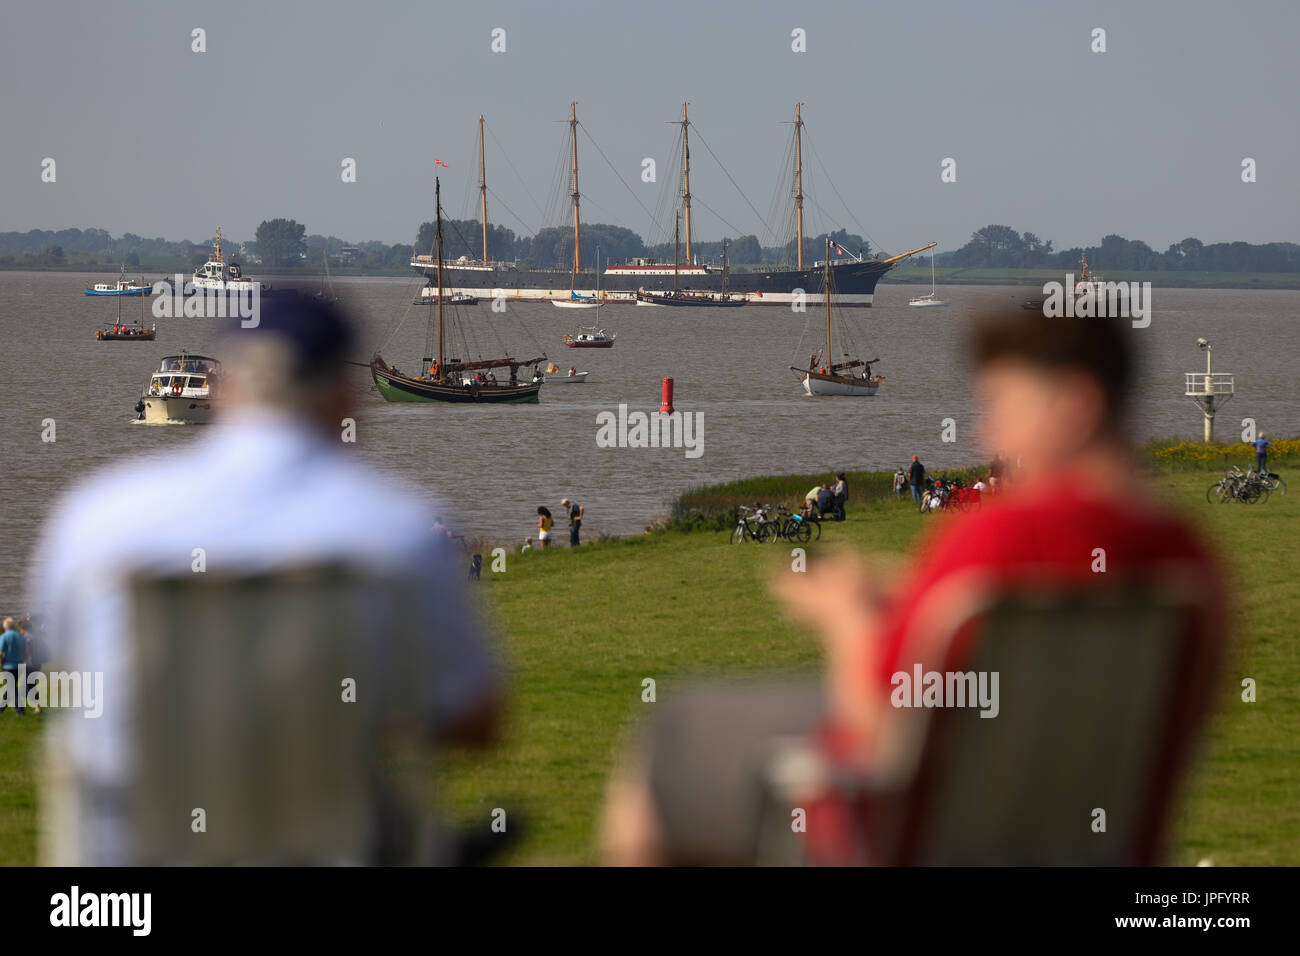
[135,352,220,424]
[415,288,478,305]
[563,328,615,348]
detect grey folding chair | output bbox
[118,566,430,865]
[760,571,1217,866]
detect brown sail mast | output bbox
[570,101,581,277]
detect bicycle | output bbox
[777,505,821,543]
[731,505,761,543]
[731,503,783,543]
[1257,470,1286,497]
[1207,466,1271,504]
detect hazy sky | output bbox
[2,0,1297,255]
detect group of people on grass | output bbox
[894,452,1014,503]
[527,498,584,551]
[804,474,849,522]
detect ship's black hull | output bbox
[411,258,893,306]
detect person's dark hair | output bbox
[971,310,1134,424]
[537,506,552,518]
[220,292,355,379]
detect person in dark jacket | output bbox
[908,456,926,502]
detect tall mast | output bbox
[673,213,680,291]
[436,177,444,373]
[479,114,489,264]
[722,239,729,295]
[214,226,223,263]
[570,101,581,276]
[824,238,832,367]
[680,101,692,265]
[794,103,805,271]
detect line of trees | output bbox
[946,225,1300,272]
[5,222,1299,274]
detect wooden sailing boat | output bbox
[96,278,157,340]
[793,239,882,396]
[370,178,546,403]
[908,248,949,307]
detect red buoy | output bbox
[659,377,674,414]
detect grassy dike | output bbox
[0,443,1295,864]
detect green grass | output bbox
[1,455,1295,865]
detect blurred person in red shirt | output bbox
[602,310,1227,866]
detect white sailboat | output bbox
[908,249,949,307]
[553,244,604,309]
[793,240,882,396]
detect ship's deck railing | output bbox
[1184,372,1234,397]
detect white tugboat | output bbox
[192,228,271,297]
[135,352,221,424]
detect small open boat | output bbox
[543,363,588,383]
[563,328,615,348]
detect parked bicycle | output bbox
[920,477,980,514]
[731,503,783,543]
[777,504,822,543]
[1206,466,1272,504]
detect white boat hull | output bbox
[802,372,879,396]
[908,296,949,307]
[552,300,602,309]
[544,372,589,383]
[139,393,217,424]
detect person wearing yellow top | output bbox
[537,506,554,548]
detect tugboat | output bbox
[192,228,271,297]
[370,178,546,404]
[134,352,220,424]
[85,265,151,296]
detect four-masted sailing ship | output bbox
[411,102,934,306]
[370,178,546,404]
[793,239,883,397]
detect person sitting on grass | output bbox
[600,308,1228,867]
